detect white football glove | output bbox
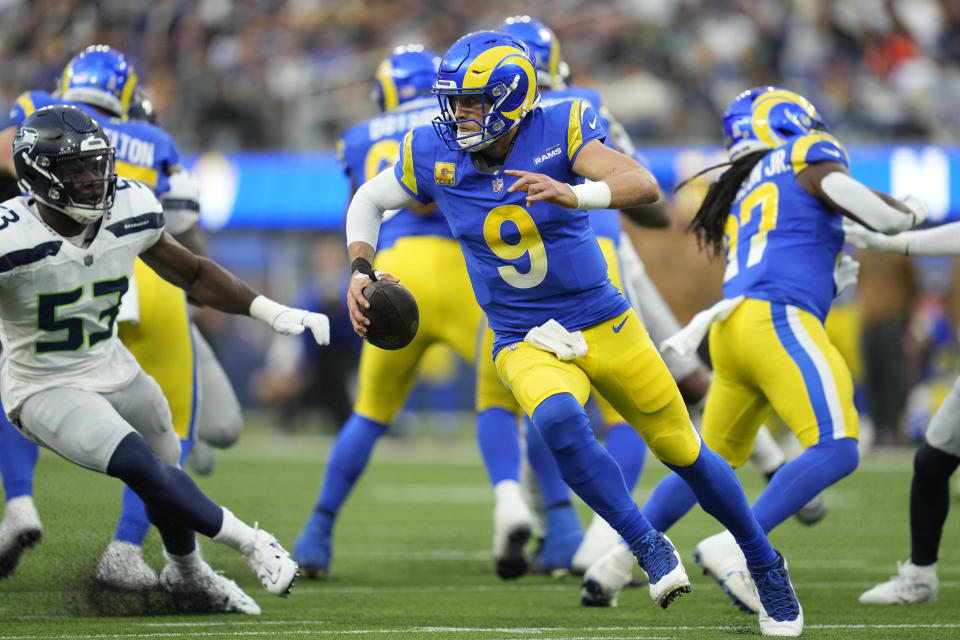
[833,254,860,297]
[249,295,330,345]
[843,218,908,254]
[902,195,928,227]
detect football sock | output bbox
[752,437,858,533]
[531,393,653,547]
[910,442,960,566]
[212,506,257,553]
[106,433,222,538]
[476,408,520,485]
[0,415,38,499]
[114,438,194,546]
[315,413,386,515]
[641,471,697,531]
[524,414,573,508]
[604,422,647,491]
[666,443,776,567]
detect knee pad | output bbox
[915,441,960,482]
[532,393,592,453]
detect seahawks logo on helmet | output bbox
[13,128,38,154]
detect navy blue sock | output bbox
[0,416,38,499]
[524,415,572,507]
[605,422,647,492]
[641,471,698,532]
[476,408,520,485]
[531,393,652,547]
[667,443,776,567]
[316,413,386,515]
[106,433,221,553]
[753,437,859,533]
[114,438,194,545]
[910,442,960,566]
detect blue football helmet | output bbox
[723,86,827,161]
[373,44,440,113]
[61,45,138,118]
[498,16,566,90]
[432,30,540,152]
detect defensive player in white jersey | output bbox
[846,220,960,605]
[2,105,328,611]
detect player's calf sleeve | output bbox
[315,413,386,515]
[106,433,222,538]
[531,393,653,546]
[666,444,776,567]
[476,408,520,486]
[0,417,38,499]
[641,471,697,532]
[752,437,858,533]
[525,414,573,508]
[605,423,647,491]
[113,438,194,546]
[911,442,960,566]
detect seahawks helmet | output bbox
[373,44,440,113]
[723,86,827,160]
[498,16,567,90]
[13,105,117,224]
[432,30,540,152]
[61,45,138,118]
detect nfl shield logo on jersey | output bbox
[84,254,93,267]
[492,176,504,193]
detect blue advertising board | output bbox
[187,145,960,231]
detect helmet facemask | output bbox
[19,143,117,225]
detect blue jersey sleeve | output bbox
[790,132,849,173]
[565,99,605,166]
[9,91,57,125]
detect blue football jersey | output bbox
[723,131,851,322]
[338,97,451,251]
[11,91,180,197]
[394,99,629,356]
[541,86,621,246]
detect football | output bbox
[361,280,419,350]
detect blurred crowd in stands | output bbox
[1,0,959,152]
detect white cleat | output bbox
[94,541,159,591]
[580,542,635,607]
[571,513,622,575]
[859,560,939,605]
[0,496,43,579]
[160,550,261,614]
[242,527,299,597]
[692,530,761,614]
[492,480,534,580]
[633,531,691,608]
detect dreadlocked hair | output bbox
[687,150,768,259]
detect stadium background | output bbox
[1,0,959,443]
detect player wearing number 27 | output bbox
[345,31,802,635]
[658,86,929,614]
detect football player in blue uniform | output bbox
[344,31,803,635]
[846,215,960,605]
[293,45,533,580]
[625,86,927,616]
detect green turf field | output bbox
[1,417,958,639]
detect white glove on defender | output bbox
[249,295,330,345]
[833,254,860,296]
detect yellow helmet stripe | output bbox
[119,66,138,120]
[375,59,399,112]
[751,89,821,149]
[16,92,36,117]
[547,32,560,82]
[60,58,75,100]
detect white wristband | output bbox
[570,181,612,210]
[249,295,288,326]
